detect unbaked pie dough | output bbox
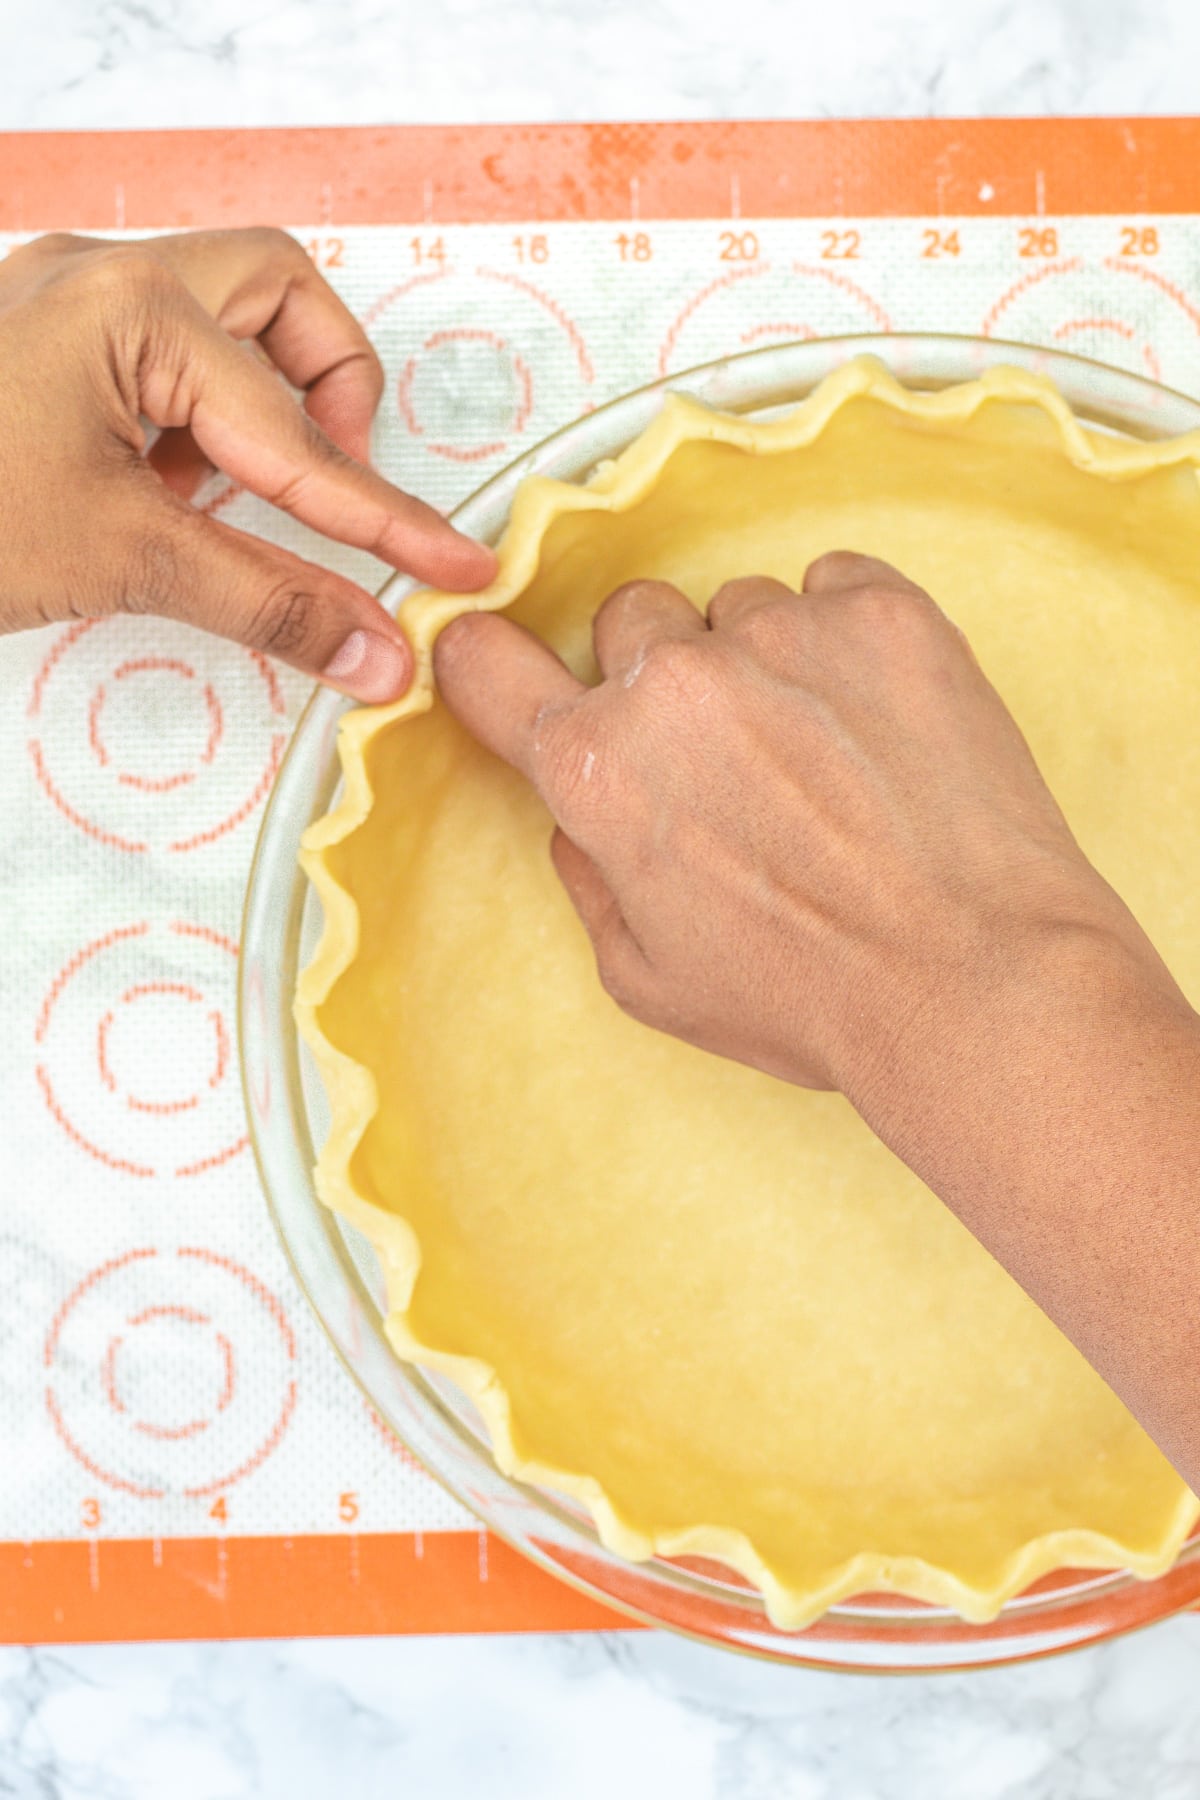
[298,357,1200,1627]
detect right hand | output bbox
[434,553,1184,1108]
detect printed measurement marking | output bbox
[921,227,961,259]
[819,228,860,260]
[614,231,653,262]
[410,235,446,267]
[718,229,759,262]
[512,234,548,263]
[303,237,344,270]
[1118,224,1160,256]
[1019,225,1059,257]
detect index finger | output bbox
[434,612,586,800]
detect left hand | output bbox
[0,228,496,701]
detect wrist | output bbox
[830,867,1199,1173]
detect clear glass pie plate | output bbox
[240,332,1200,1672]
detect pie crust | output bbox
[297,357,1200,1628]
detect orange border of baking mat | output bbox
[2,118,1200,230]
[3,117,1197,1644]
[0,1533,624,1642]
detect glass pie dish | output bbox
[241,332,1200,1672]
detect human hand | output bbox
[0,229,495,702]
[434,553,1175,1108]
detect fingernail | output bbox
[321,629,410,703]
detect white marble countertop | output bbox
[4,1,1200,1795]
[4,0,1200,126]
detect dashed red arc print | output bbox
[35,918,247,1180]
[980,258,1200,394]
[44,1247,296,1499]
[361,264,595,492]
[397,326,536,463]
[27,617,288,856]
[659,262,892,376]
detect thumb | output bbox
[119,487,414,704]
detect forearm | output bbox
[849,918,1200,1493]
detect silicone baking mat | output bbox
[3,118,1200,1645]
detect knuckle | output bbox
[600,577,676,616]
[595,953,632,1009]
[805,548,869,589]
[710,573,782,608]
[269,420,346,511]
[433,610,479,671]
[728,595,801,654]
[104,249,176,292]
[18,230,83,260]
[49,550,118,623]
[707,574,797,634]
[594,938,666,1030]
[594,944,644,1016]
[250,581,324,658]
[12,239,184,318]
[77,248,182,314]
[593,579,679,652]
[121,526,185,616]
[629,636,713,708]
[538,713,607,809]
[242,224,309,264]
[433,611,503,691]
[853,581,938,637]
